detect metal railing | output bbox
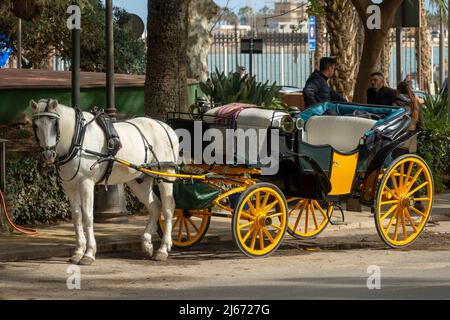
[209,29,445,92]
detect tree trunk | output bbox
[325,0,358,100]
[145,0,190,119]
[416,0,432,91]
[314,1,326,70]
[351,0,403,103]
[187,0,219,82]
[375,29,394,86]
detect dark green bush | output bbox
[418,94,450,192]
[5,156,71,225]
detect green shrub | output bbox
[5,156,71,225]
[418,94,450,192]
[200,69,284,109]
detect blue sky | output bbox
[108,0,268,24]
[109,0,438,24]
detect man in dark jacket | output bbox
[366,72,397,106]
[303,57,346,108]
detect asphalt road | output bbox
[1,226,450,300]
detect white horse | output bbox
[30,99,178,265]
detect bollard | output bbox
[94,184,129,223]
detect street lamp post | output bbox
[105,0,116,120]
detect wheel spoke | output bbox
[293,202,305,230]
[261,192,270,212]
[242,226,255,242]
[409,206,427,218]
[184,220,191,241]
[407,182,429,198]
[259,229,265,250]
[263,200,279,214]
[381,204,398,221]
[311,202,319,230]
[304,203,310,234]
[270,224,282,231]
[289,200,303,216]
[313,201,328,219]
[381,200,399,206]
[404,208,418,233]
[403,161,414,188]
[240,211,255,220]
[405,168,424,193]
[399,163,405,189]
[255,191,261,211]
[393,210,400,241]
[268,212,284,218]
[383,186,400,200]
[262,227,274,243]
[386,208,399,233]
[172,217,181,231]
[246,200,257,215]
[391,174,400,192]
[177,218,184,241]
[187,217,200,233]
[250,228,258,249]
[238,220,255,230]
[413,198,430,202]
[400,209,407,240]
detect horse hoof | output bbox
[69,254,84,264]
[153,251,169,262]
[78,256,95,266]
[142,243,154,258]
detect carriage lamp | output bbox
[280,116,295,134]
[296,118,305,131]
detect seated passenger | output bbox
[367,72,397,106]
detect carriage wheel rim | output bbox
[287,198,330,238]
[159,209,210,248]
[376,156,433,247]
[236,187,287,256]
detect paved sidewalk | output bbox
[0,193,449,262]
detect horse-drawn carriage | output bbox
[154,101,434,257]
[28,99,434,263]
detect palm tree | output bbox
[416,0,432,91]
[145,0,190,119]
[325,0,359,100]
[238,6,254,25]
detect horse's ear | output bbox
[48,99,58,110]
[29,100,38,112]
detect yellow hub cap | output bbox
[376,156,433,247]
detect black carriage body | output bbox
[167,102,414,206]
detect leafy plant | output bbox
[418,93,450,192]
[5,156,71,225]
[200,69,282,109]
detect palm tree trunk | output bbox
[416,0,432,91]
[145,0,190,119]
[325,0,359,100]
[314,1,326,70]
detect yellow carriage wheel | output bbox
[158,208,211,248]
[374,155,434,248]
[287,198,331,240]
[232,183,288,258]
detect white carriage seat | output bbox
[302,116,377,153]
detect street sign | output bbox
[308,16,316,52]
[240,38,263,54]
[394,0,421,28]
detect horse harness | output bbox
[32,100,176,186]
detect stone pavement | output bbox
[0,192,449,263]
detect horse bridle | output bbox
[32,99,86,169]
[32,99,62,161]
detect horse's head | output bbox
[29,99,61,166]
